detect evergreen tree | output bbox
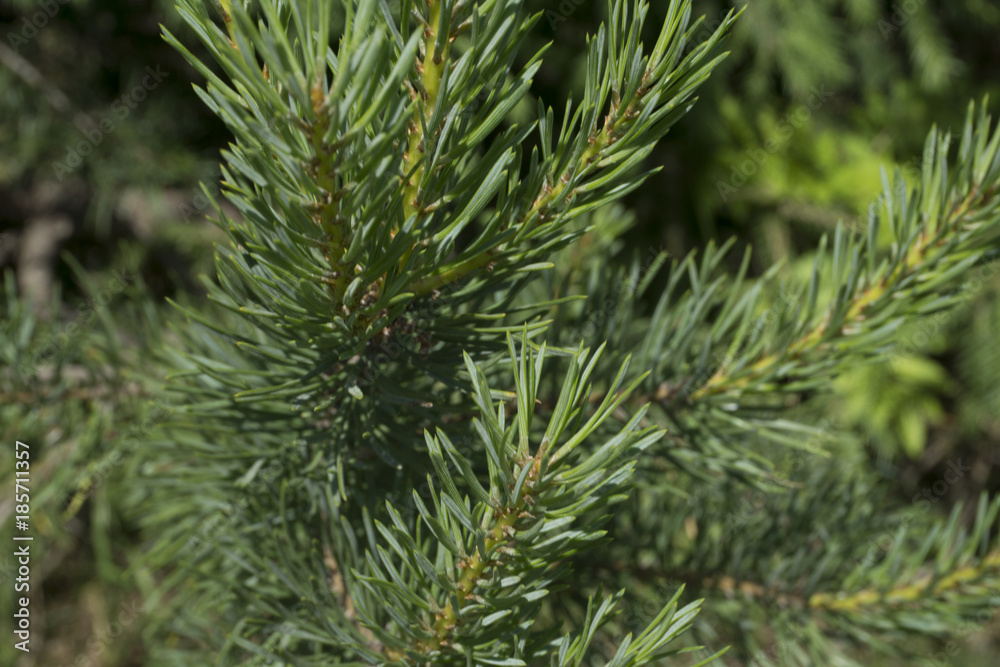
[135,0,1000,664]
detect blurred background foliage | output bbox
[3,0,1000,664]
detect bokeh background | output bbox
[2,0,1000,664]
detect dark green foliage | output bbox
[5,0,1000,666]
[129,0,1000,664]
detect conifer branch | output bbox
[400,0,452,232]
[142,1,1000,665]
[601,449,1000,663]
[690,100,1000,405]
[348,338,719,664]
[536,99,1000,482]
